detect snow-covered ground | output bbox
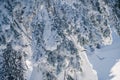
[87,31,120,80]
[110,60,120,80]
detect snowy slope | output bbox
[87,31,120,80]
[0,0,120,80]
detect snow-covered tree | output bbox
[0,43,25,80]
[0,0,119,80]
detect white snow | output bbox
[28,34,98,80]
[43,26,58,51]
[77,51,98,80]
[68,35,98,80]
[25,60,33,80]
[87,31,120,80]
[43,24,61,51]
[29,66,43,80]
[110,60,120,80]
